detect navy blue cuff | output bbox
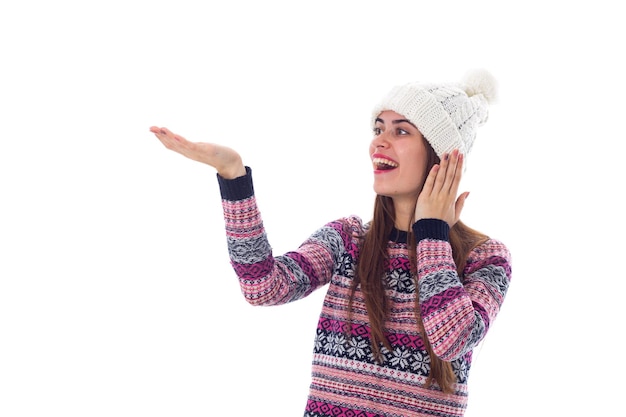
[217,166,254,200]
[412,218,450,242]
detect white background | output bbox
[1,1,624,416]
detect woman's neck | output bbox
[392,198,416,232]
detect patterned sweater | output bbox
[218,168,512,417]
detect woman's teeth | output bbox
[373,157,398,170]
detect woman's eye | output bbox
[398,128,408,135]
[373,127,382,135]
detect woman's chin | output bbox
[372,185,393,197]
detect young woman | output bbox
[150,69,512,417]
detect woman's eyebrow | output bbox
[392,119,417,128]
[375,118,417,129]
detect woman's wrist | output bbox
[217,162,246,180]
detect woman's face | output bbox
[370,110,429,202]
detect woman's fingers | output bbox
[447,150,463,196]
[421,164,439,196]
[150,126,204,168]
[432,152,450,192]
[150,126,199,157]
[150,126,177,147]
[440,150,462,193]
[454,191,470,224]
[433,150,463,194]
[415,149,467,225]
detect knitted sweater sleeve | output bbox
[413,218,512,361]
[217,167,350,306]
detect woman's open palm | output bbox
[149,127,246,179]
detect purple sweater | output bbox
[218,168,512,417]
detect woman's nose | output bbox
[372,133,389,149]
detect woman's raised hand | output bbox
[414,149,469,227]
[149,127,246,179]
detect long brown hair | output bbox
[347,142,488,394]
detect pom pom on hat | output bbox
[371,69,497,159]
[462,68,498,104]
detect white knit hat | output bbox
[371,69,498,158]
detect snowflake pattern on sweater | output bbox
[218,168,512,417]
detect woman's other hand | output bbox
[149,127,246,179]
[414,149,469,226]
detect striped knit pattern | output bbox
[219,170,512,417]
